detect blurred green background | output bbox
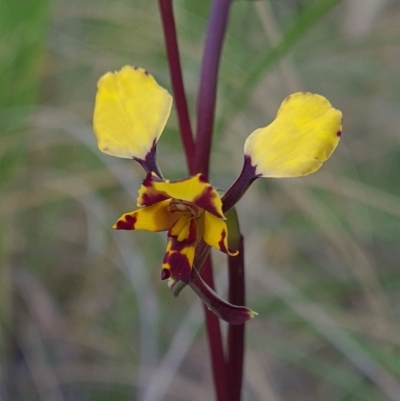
[1,0,400,400]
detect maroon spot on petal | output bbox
[218,230,228,253]
[162,250,171,264]
[141,193,168,206]
[198,174,208,183]
[244,154,259,176]
[161,268,170,280]
[195,187,223,218]
[169,252,191,284]
[133,66,138,70]
[142,173,154,187]
[169,237,190,252]
[115,214,137,230]
[336,130,342,137]
[144,70,149,76]
[187,219,198,243]
[139,142,161,174]
[140,173,165,197]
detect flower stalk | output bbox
[222,156,259,212]
[226,207,246,401]
[158,0,196,174]
[192,1,239,400]
[159,1,243,399]
[195,0,232,177]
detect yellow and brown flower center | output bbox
[167,199,202,218]
[167,199,203,243]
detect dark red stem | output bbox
[194,2,234,400]
[158,2,230,400]
[201,256,229,401]
[159,2,240,401]
[158,0,196,174]
[228,235,246,401]
[194,0,232,177]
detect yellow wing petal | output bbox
[168,214,200,243]
[244,92,342,178]
[93,65,173,160]
[202,212,238,256]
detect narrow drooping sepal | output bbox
[244,92,342,178]
[93,65,172,161]
[189,268,257,325]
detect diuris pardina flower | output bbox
[113,172,237,284]
[93,65,342,321]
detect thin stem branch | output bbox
[158,0,196,174]
[227,235,245,401]
[137,145,164,178]
[222,156,258,212]
[195,0,232,177]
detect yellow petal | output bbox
[93,65,173,160]
[113,200,178,231]
[244,92,342,178]
[168,213,190,238]
[162,238,196,283]
[138,173,224,218]
[168,215,198,242]
[202,212,238,256]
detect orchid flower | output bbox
[93,65,342,323]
